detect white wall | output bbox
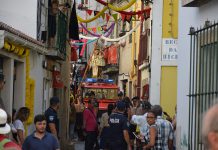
[150,0,163,105]
[0,0,37,38]
[29,51,44,115]
[177,0,218,149]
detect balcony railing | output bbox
[47,11,67,60]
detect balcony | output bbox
[46,11,67,60]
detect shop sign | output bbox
[53,71,64,88]
[162,38,178,61]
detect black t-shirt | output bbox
[45,107,59,136]
[108,112,128,142]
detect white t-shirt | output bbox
[13,119,25,132]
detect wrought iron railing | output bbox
[188,21,218,150]
[56,11,67,59]
[47,10,67,59]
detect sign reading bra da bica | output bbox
[162,38,178,61]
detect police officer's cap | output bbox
[116,101,126,111]
[50,96,60,105]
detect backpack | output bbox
[0,138,11,149]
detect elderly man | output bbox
[202,104,218,150]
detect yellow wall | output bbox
[160,66,177,117]
[160,0,178,117]
[162,0,178,38]
[131,0,141,77]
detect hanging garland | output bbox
[77,0,136,23]
[119,7,151,15]
[79,34,99,40]
[100,22,141,42]
[80,23,115,37]
[77,7,108,23]
[79,22,141,42]
[105,0,136,11]
[96,0,151,15]
[72,39,97,46]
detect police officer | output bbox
[107,101,132,150]
[45,96,60,139]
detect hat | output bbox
[50,96,60,105]
[116,101,126,111]
[0,109,11,134]
[142,101,151,110]
[117,91,123,97]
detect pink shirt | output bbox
[83,108,97,132]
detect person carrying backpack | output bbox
[0,108,21,150]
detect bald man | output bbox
[202,104,218,150]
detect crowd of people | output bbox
[0,96,61,150]
[1,71,217,150]
[68,90,177,150]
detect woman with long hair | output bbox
[13,107,30,145]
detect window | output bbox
[129,21,132,43]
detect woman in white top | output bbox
[13,107,30,145]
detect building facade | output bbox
[150,0,178,117]
[177,0,218,149]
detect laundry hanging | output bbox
[69,0,79,40]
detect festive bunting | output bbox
[71,39,97,46]
[119,7,151,15]
[101,13,105,19]
[95,0,136,12]
[97,26,102,32]
[77,0,136,23]
[92,27,97,33]
[132,15,137,21]
[112,14,118,22]
[80,39,88,56]
[125,14,132,23]
[106,14,110,22]
[138,13,142,19]
[94,11,99,16]
[86,9,93,15]
[95,0,151,16]
[79,22,141,42]
[100,22,140,42]
[121,14,126,22]
[77,7,108,23]
[80,23,115,37]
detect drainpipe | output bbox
[0,30,4,49]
